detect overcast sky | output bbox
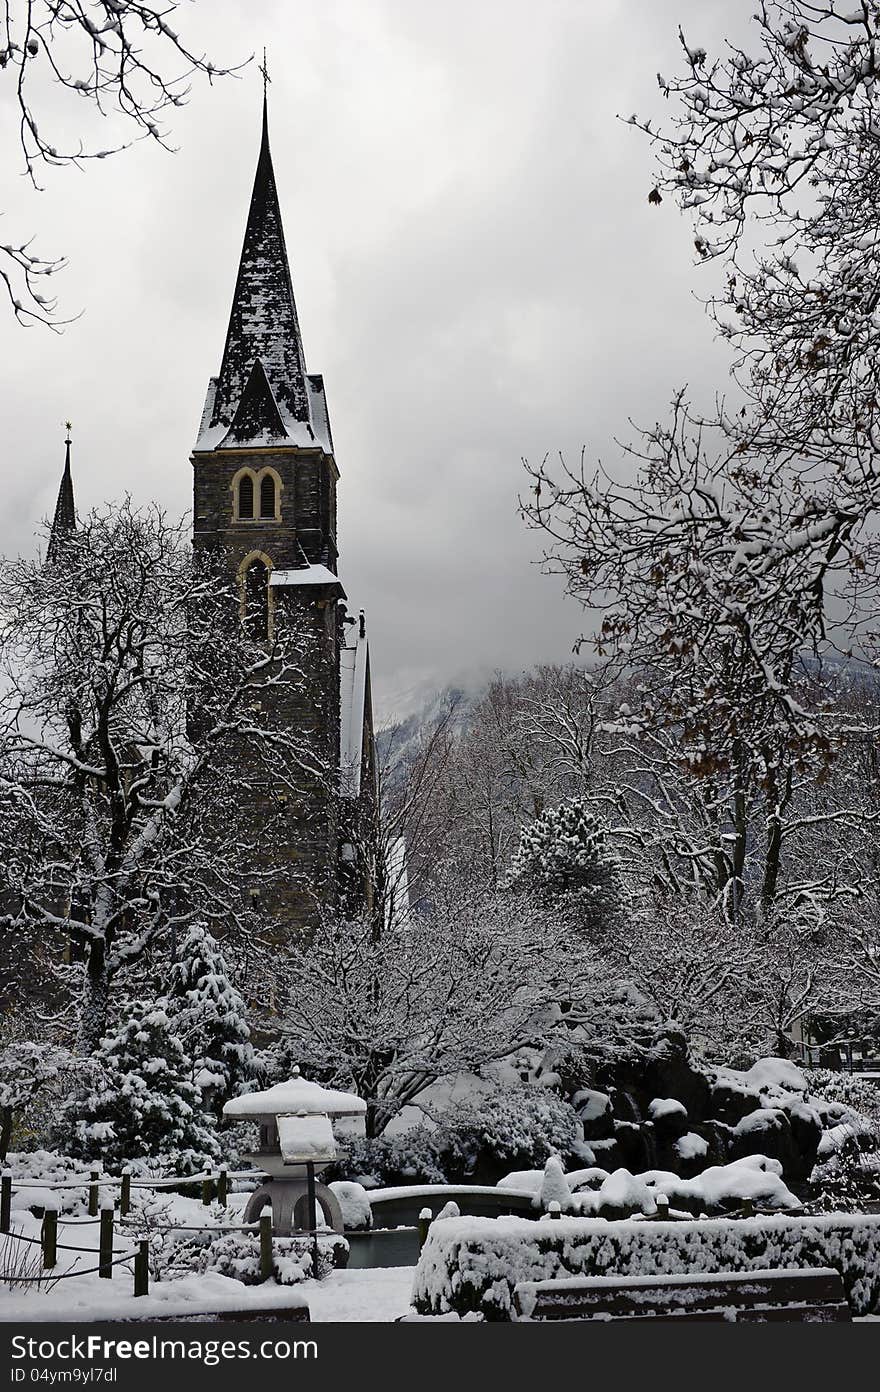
[0,0,754,719]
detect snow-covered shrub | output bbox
[412,1211,880,1319]
[180,1230,347,1283]
[215,1120,260,1167]
[806,1070,880,1124]
[506,799,622,932]
[119,1193,182,1281]
[806,1078,880,1212]
[336,1086,585,1186]
[5,1151,99,1217]
[164,921,253,1116]
[441,1087,586,1181]
[58,1001,220,1173]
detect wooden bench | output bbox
[513,1267,851,1322]
[115,1300,311,1323]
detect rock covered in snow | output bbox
[329,1181,372,1231]
[571,1089,614,1139]
[745,1058,808,1096]
[595,1167,657,1219]
[673,1131,709,1163]
[436,1200,462,1220]
[648,1097,689,1140]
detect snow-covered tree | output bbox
[0,499,324,1053]
[281,883,594,1137]
[1,1,236,326]
[61,1000,219,1172]
[521,389,880,923]
[165,921,253,1115]
[0,1041,74,1160]
[506,798,622,933]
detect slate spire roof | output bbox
[47,428,75,561]
[195,95,332,454]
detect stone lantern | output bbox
[223,1068,366,1236]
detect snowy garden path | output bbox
[298,1266,416,1322]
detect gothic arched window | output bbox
[260,473,277,519]
[238,474,254,520]
[244,559,269,641]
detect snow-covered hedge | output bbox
[412,1212,880,1319]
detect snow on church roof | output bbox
[191,97,334,457]
[270,564,344,591]
[339,617,369,799]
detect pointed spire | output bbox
[211,91,309,433]
[47,423,76,562]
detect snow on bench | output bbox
[513,1266,852,1323]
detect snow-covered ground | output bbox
[0,1192,419,1322]
[298,1267,415,1322]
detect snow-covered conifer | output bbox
[61,1001,219,1173]
[165,921,253,1115]
[507,798,621,933]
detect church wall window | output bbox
[238,473,254,520]
[243,557,270,641]
[260,473,277,519]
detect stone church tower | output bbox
[190,95,378,934]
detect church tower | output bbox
[191,94,377,934]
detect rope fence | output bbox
[1,1165,263,1229]
[0,1208,281,1302]
[1,1171,309,1302]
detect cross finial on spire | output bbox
[259,47,271,96]
[64,420,72,445]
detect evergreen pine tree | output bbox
[165,921,253,1116]
[61,1001,220,1173]
[507,798,622,934]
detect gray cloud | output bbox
[0,0,754,717]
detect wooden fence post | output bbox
[134,1239,149,1297]
[418,1207,432,1251]
[41,1206,57,1269]
[259,1213,273,1283]
[88,1168,100,1217]
[741,1197,755,1219]
[655,1194,670,1221]
[120,1169,131,1217]
[217,1168,228,1208]
[99,1205,114,1279]
[548,1201,561,1219]
[0,1173,10,1234]
[201,1177,213,1206]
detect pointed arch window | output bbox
[244,559,270,641]
[238,474,254,520]
[260,473,277,520]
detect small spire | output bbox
[47,423,76,561]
